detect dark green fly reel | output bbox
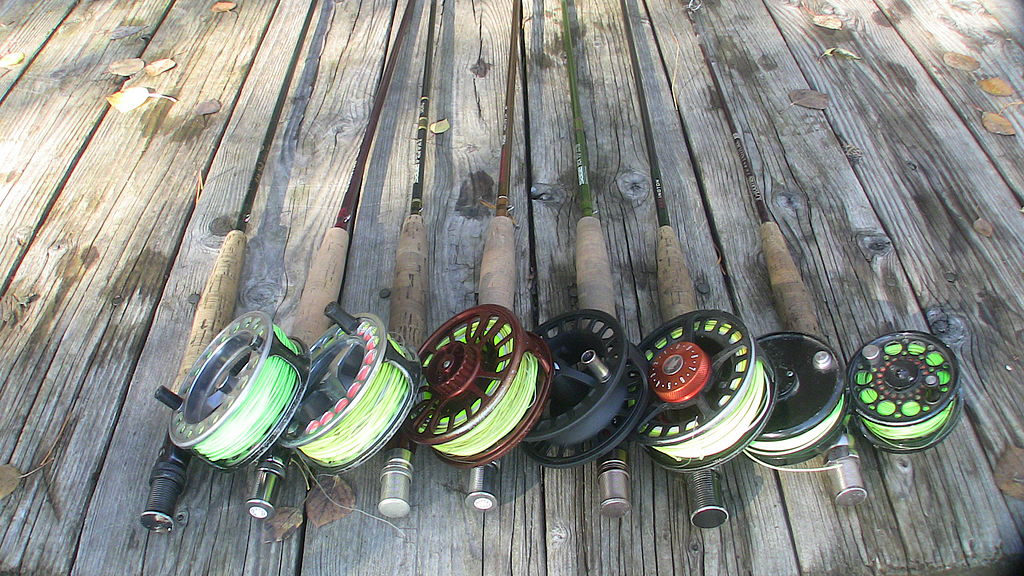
[847,331,962,453]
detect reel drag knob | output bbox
[649,341,711,404]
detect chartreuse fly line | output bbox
[424,320,541,458]
[862,399,957,445]
[194,326,302,466]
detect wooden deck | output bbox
[1,0,1023,574]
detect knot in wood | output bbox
[925,306,966,346]
[615,170,649,205]
[855,232,893,261]
[209,215,235,237]
[771,185,804,214]
[529,183,566,204]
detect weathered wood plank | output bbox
[0,1,289,574]
[978,0,1024,50]
[70,1,319,575]
[0,0,79,100]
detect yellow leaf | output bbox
[144,58,176,76]
[0,52,25,68]
[978,77,1013,97]
[981,111,1016,136]
[429,118,450,134]
[105,86,177,113]
[941,52,979,72]
[812,14,843,30]
[212,1,236,12]
[108,58,145,76]
[820,47,861,61]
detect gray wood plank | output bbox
[0,1,289,574]
[0,0,79,101]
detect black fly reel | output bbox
[636,310,776,472]
[847,331,962,453]
[522,309,650,468]
[746,332,847,466]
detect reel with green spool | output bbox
[279,304,421,472]
[847,331,961,453]
[636,310,777,472]
[164,311,309,470]
[408,304,554,467]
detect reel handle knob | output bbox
[686,469,728,529]
[465,462,499,512]
[140,436,190,532]
[246,453,287,520]
[378,448,414,518]
[154,386,183,410]
[598,449,631,517]
[826,434,867,507]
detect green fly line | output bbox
[194,326,301,466]
[863,398,957,446]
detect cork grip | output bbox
[759,222,820,336]
[575,216,616,316]
[656,226,697,320]
[388,214,429,349]
[478,215,516,310]
[177,230,247,381]
[292,226,350,346]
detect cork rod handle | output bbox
[575,216,616,317]
[656,225,697,321]
[760,222,820,336]
[478,215,517,310]
[388,214,429,349]
[293,226,350,346]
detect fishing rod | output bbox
[397,0,555,513]
[619,0,776,529]
[519,0,650,519]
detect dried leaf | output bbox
[789,89,830,110]
[941,52,979,72]
[995,446,1024,501]
[820,47,861,61]
[0,464,22,500]
[0,52,25,68]
[107,58,145,76]
[305,475,355,528]
[195,99,222,116]
[261,507,303,542]
[429,118,450,134]
[105,86,177,112]
[812,14,843,30]
[972,217,994,237]
[982,111,1016,136]
[144,58,176,76]
[110,25,146,40]
[212,2,237,12]
[978,77,1013,97]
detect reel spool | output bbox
[167,311,308,470]
[522,309,650,468]
[746,332,846,466]
[408,304,554,467]
[636,310,776,471]
[847,331,961,453]
[279,306,421,472]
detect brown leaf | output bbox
[261,507,303,542]
[144,58,176,76]
[996,446,1024,501]
[108,58,145,76]
[978,77,1013,97]
[789,89,830,110]
[212,2,237,12]
[0,52,25,68]
[0,464,22,500]
[195,99,222,116]
[305,475,355,528]
[106,86,177,112]
[820,47,861,61]
[972,217,994,237]
[982,111,1016,136]
[941,52,979,72]
[812,14,843,30]
[110,25,146,40]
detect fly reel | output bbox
[163,311,309,470]
[408,304,554,467]
[636,310,776,471]
[847,331,961,453]
[746,332,846,466]
[522,309,649,468]
[279,304,421,472]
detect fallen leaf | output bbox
[261,507,303,542]
[812,14,843,30]
[978,77,1013,97]
[144,58,176,76]
[107,58,145,76]
[789,89,830,110]
[110,25,146,40]
[0,464,22,500]
[0,52,25,68]
[429,118,450,134]
[820,47,861,61]
[195,99,222,116]
[972,217,994,237]
[941,52,979,72]
[982,111,1016,136]
[995,446,1024,501]
[305,475,355,528]
[106,86,177,112]
[212,2,237,12]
